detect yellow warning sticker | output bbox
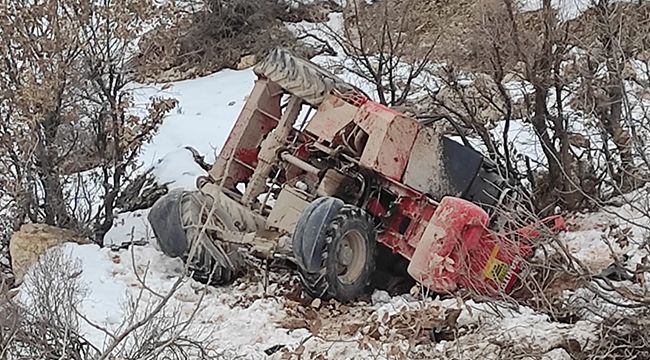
[483,245,511,283]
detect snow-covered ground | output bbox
[135,69,257,189]
[17,54,648,359]
[18,238,610,359]
[21,242,310,359]
[105,69,256,246]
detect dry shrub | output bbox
[422,0,650,212]
[322,0,438,106]
[591,313,650,359]
[135,0,332,81]
[0,248,96,359]
[187,0,289,66]
[0,217,11,286]
[0,245,220,359]
[0,0,178,244]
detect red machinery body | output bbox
[407,197,528,295]
[204,66,566,297]
[366,190,540,295]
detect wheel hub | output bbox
[336,230,367,284]
[339,240,354,266]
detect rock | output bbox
[371,290,392,305]
[542,348,571,360]
[9,224,90,283]
[311,298,322,309]
[236,54,257,70]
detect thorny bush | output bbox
[134,0,336,81]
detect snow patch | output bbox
[132,69,256,189]
[104,209,153,246]
[520,0,633,21]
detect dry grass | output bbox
[134,0,340,82]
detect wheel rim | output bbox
[336,230,367,285]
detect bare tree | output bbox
[570,0,650,195]
[321,0,437,107]
[427,0,607,211]
[0,0,177,245]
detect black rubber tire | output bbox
[179,191,241,286]
[186,239,238,286]
[296,205,377,302]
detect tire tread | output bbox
[296,204,376,302]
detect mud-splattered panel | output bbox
[403,127,451,200]
[304,95,358,142]
[357,102,418,180]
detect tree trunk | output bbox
[36,112,75,229]
[595,0,635,188]
[604,68,633,171]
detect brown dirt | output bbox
[276,295,461,348]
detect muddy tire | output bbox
[254,48,355,106]
[180,191,244,286]
[293,204,377,302]
[185,237,236,285]
[149,190,242,286]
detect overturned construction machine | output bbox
[148,49,564,302]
